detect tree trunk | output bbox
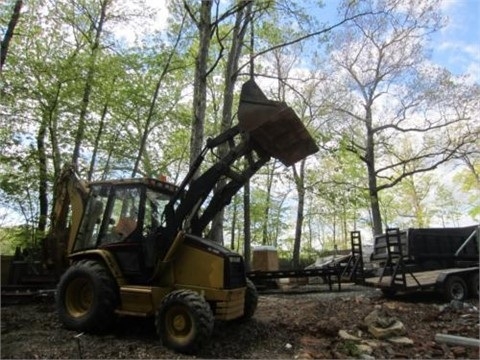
[243,181,251,271]
[0,0,23,72]
[88,101,108,181]
[37,117,48,233]
[210,2,252,243]
[72,0,109,166]
[365,106,383,235]
[230,197,237,250]
[262,164,274,245]
[189,0,212,167]
[292,160,306,268]
[42,82,62,233]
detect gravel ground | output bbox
[1,283,479,359]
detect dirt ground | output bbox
[1,284,479,359]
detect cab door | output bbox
[97,185,146,282]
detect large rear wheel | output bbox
[56,259,118,332]
[443,275,468,301]
[155,289,214,354]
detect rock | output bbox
[388,336,414,346]
[362,339,384,348]
[359,354,376,360]
[368,320,406,339]
[364,309,406,339]
[356,344,373,355]
[436,304,448,312]
[450,346,467,357]
[338,329,361,341]
[299,336,324,348]
[295,351,315,359]
[384,302,398,310]
[449,300,464,310]
[364,309,396,328]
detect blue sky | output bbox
[139,1,480,84]
[431,0,480,82]
[316,0,479,83]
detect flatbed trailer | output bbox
[363,266,479,299]
[346,228,479,301]
[247,266,343,291]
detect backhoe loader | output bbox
[54,80,319,353]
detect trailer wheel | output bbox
[468,272,479,299]
[155,289,214,354]
[240,279,258,321]
[443,275,468,301]
[56,259,118,333]
[381,288,397,298]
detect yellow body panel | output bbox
[117,286,171,316]
[172,243,225,288]
[74,234,246,320]
[117,284,245,320]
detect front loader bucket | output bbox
[238,79,319,166]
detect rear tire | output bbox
[56,259,118,333]
[443,275,468,301]
[155,289,214,354]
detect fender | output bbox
[69,249,126,286]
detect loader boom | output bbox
[161,80,319,252]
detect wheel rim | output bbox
[450,282,465,300]
[65,277,94,318]
[164,304,194,343]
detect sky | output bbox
[431,0,480,82]
[316,0,480,83]
[140,0,479,83]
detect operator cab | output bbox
[72,178,179,283]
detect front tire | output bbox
[56,259,118,333]
[155,289,214,354]
[443,275,468,301]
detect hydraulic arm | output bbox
[162,80,319,249]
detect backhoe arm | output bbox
[42,164,89,276]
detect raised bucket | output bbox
[238,79,319,166]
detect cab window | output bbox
[100,186,141,244]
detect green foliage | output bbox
[0,0,477,260]
[0,226,34,255]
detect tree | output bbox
[209,0,253,244]
[0,0,23,72]
[323,0,480,235]
[184,0,213,167]
[71,0,112,166]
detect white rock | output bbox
[387,336,414,346]
[356,344,373,355]
[338,329,361,341]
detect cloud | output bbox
[111,0,170,45]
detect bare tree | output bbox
[322,0,479,235]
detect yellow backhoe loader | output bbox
[53,80,318,353]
